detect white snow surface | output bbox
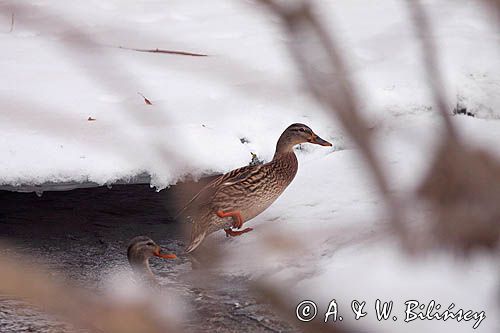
[1,1,499,332]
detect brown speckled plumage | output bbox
[178,123,332,253]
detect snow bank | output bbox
[221,135,499,333]
[1,0,497,190]
[0,0,335,189]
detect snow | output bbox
[1,1,498,189]
[220,145,499,332]
[0,0,335,189]
[1,0,499,332]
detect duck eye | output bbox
[299,128,305,132]
[146,242,155,247]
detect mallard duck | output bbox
[127,236,177,283]
[177,123,332,253]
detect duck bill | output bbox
[154,247,177,259]
[310,134,332,147]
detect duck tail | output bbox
[185,230,207,253]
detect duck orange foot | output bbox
[216,210,244,229]
[224,227,253,237]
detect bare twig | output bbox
[138,92,153,105]
[9,12,14,32]
[118,46,208,57]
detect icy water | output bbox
[0,183,298,333]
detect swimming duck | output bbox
[127,236,176,284]
[177,123,332,253]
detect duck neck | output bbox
[273,136,296,160]
[130,258,157,285]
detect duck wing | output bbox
[174,163,266,220]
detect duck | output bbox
[177,123,332,253]
[127,236,177,284]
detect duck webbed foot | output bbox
[216,210,244,229]
[224,227,254,237]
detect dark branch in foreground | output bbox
[118,46,208,57]
[405,0,458,140]
[257,0,407,240]
[0,250,177,333]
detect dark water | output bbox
[0,183,298,333]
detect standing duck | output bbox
[127,236,177,284]
[177,123,332,253]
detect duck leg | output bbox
[224,227,254,237]
[216,210,253,237]
[216,210,244,229]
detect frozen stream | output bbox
[0,182,298,333]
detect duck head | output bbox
[274,123,332,157]
[127,236,176,279]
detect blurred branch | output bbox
[0,250,177,333]
[482,0,500,18]
[0,3,187,173]
[406,0,500,254]
[405,0,458,140]
[8,12,14,32]
[0,95,183,176]
[257,0,406,238]
[253,282,356,333]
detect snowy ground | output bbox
[1,0,499,332]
